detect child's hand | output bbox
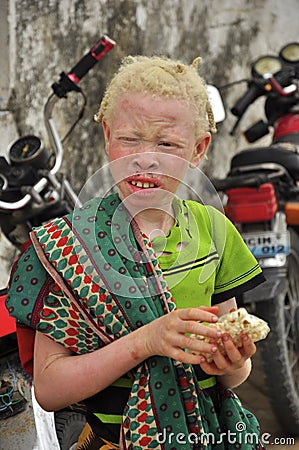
[198,332,256,376]
[141,306,223,364]
[189,307,269,372]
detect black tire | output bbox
[55,410,86,450]
[255,228,299,435]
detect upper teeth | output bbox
[130,180,155,188]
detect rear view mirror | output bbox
[206,85,226,123]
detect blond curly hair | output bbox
[94,55,216,139]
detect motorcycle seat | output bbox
[230,145,299,180]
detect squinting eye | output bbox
[158,142,174,148]
[120,137,139,144]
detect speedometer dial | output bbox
[9,136,42,163]
[8,135,50,169]
[280,43,299,63]
[252,56,282,76]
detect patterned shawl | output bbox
[6,194,265,450]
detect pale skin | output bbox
[34,92,255,412]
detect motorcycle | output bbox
[0,34,116,449]
[211,42,299,435]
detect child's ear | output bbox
[102,119,111,154]
[191,132,211,167]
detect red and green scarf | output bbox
[6,194,265,449]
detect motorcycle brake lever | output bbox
[263,73,297,96]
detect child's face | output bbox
[103,92,210,209]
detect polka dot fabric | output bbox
[7,194,265,449]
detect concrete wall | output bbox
[0,0,298,286]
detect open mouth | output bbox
[127,176,160,190]
[129,180,157,189]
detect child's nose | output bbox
[132,151,159,170]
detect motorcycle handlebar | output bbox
[231,82,264,117]
[0,36,116,211]
[0,178,48,211]
[52,35,116,98]
[67,35,116,83]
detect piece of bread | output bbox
[190,307,270,361]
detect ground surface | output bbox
[0,351,37,450]
[235,350,299,449]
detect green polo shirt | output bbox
[152,198,264,308]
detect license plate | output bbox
[242,231,290,257]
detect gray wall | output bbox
[0,0,298,285]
